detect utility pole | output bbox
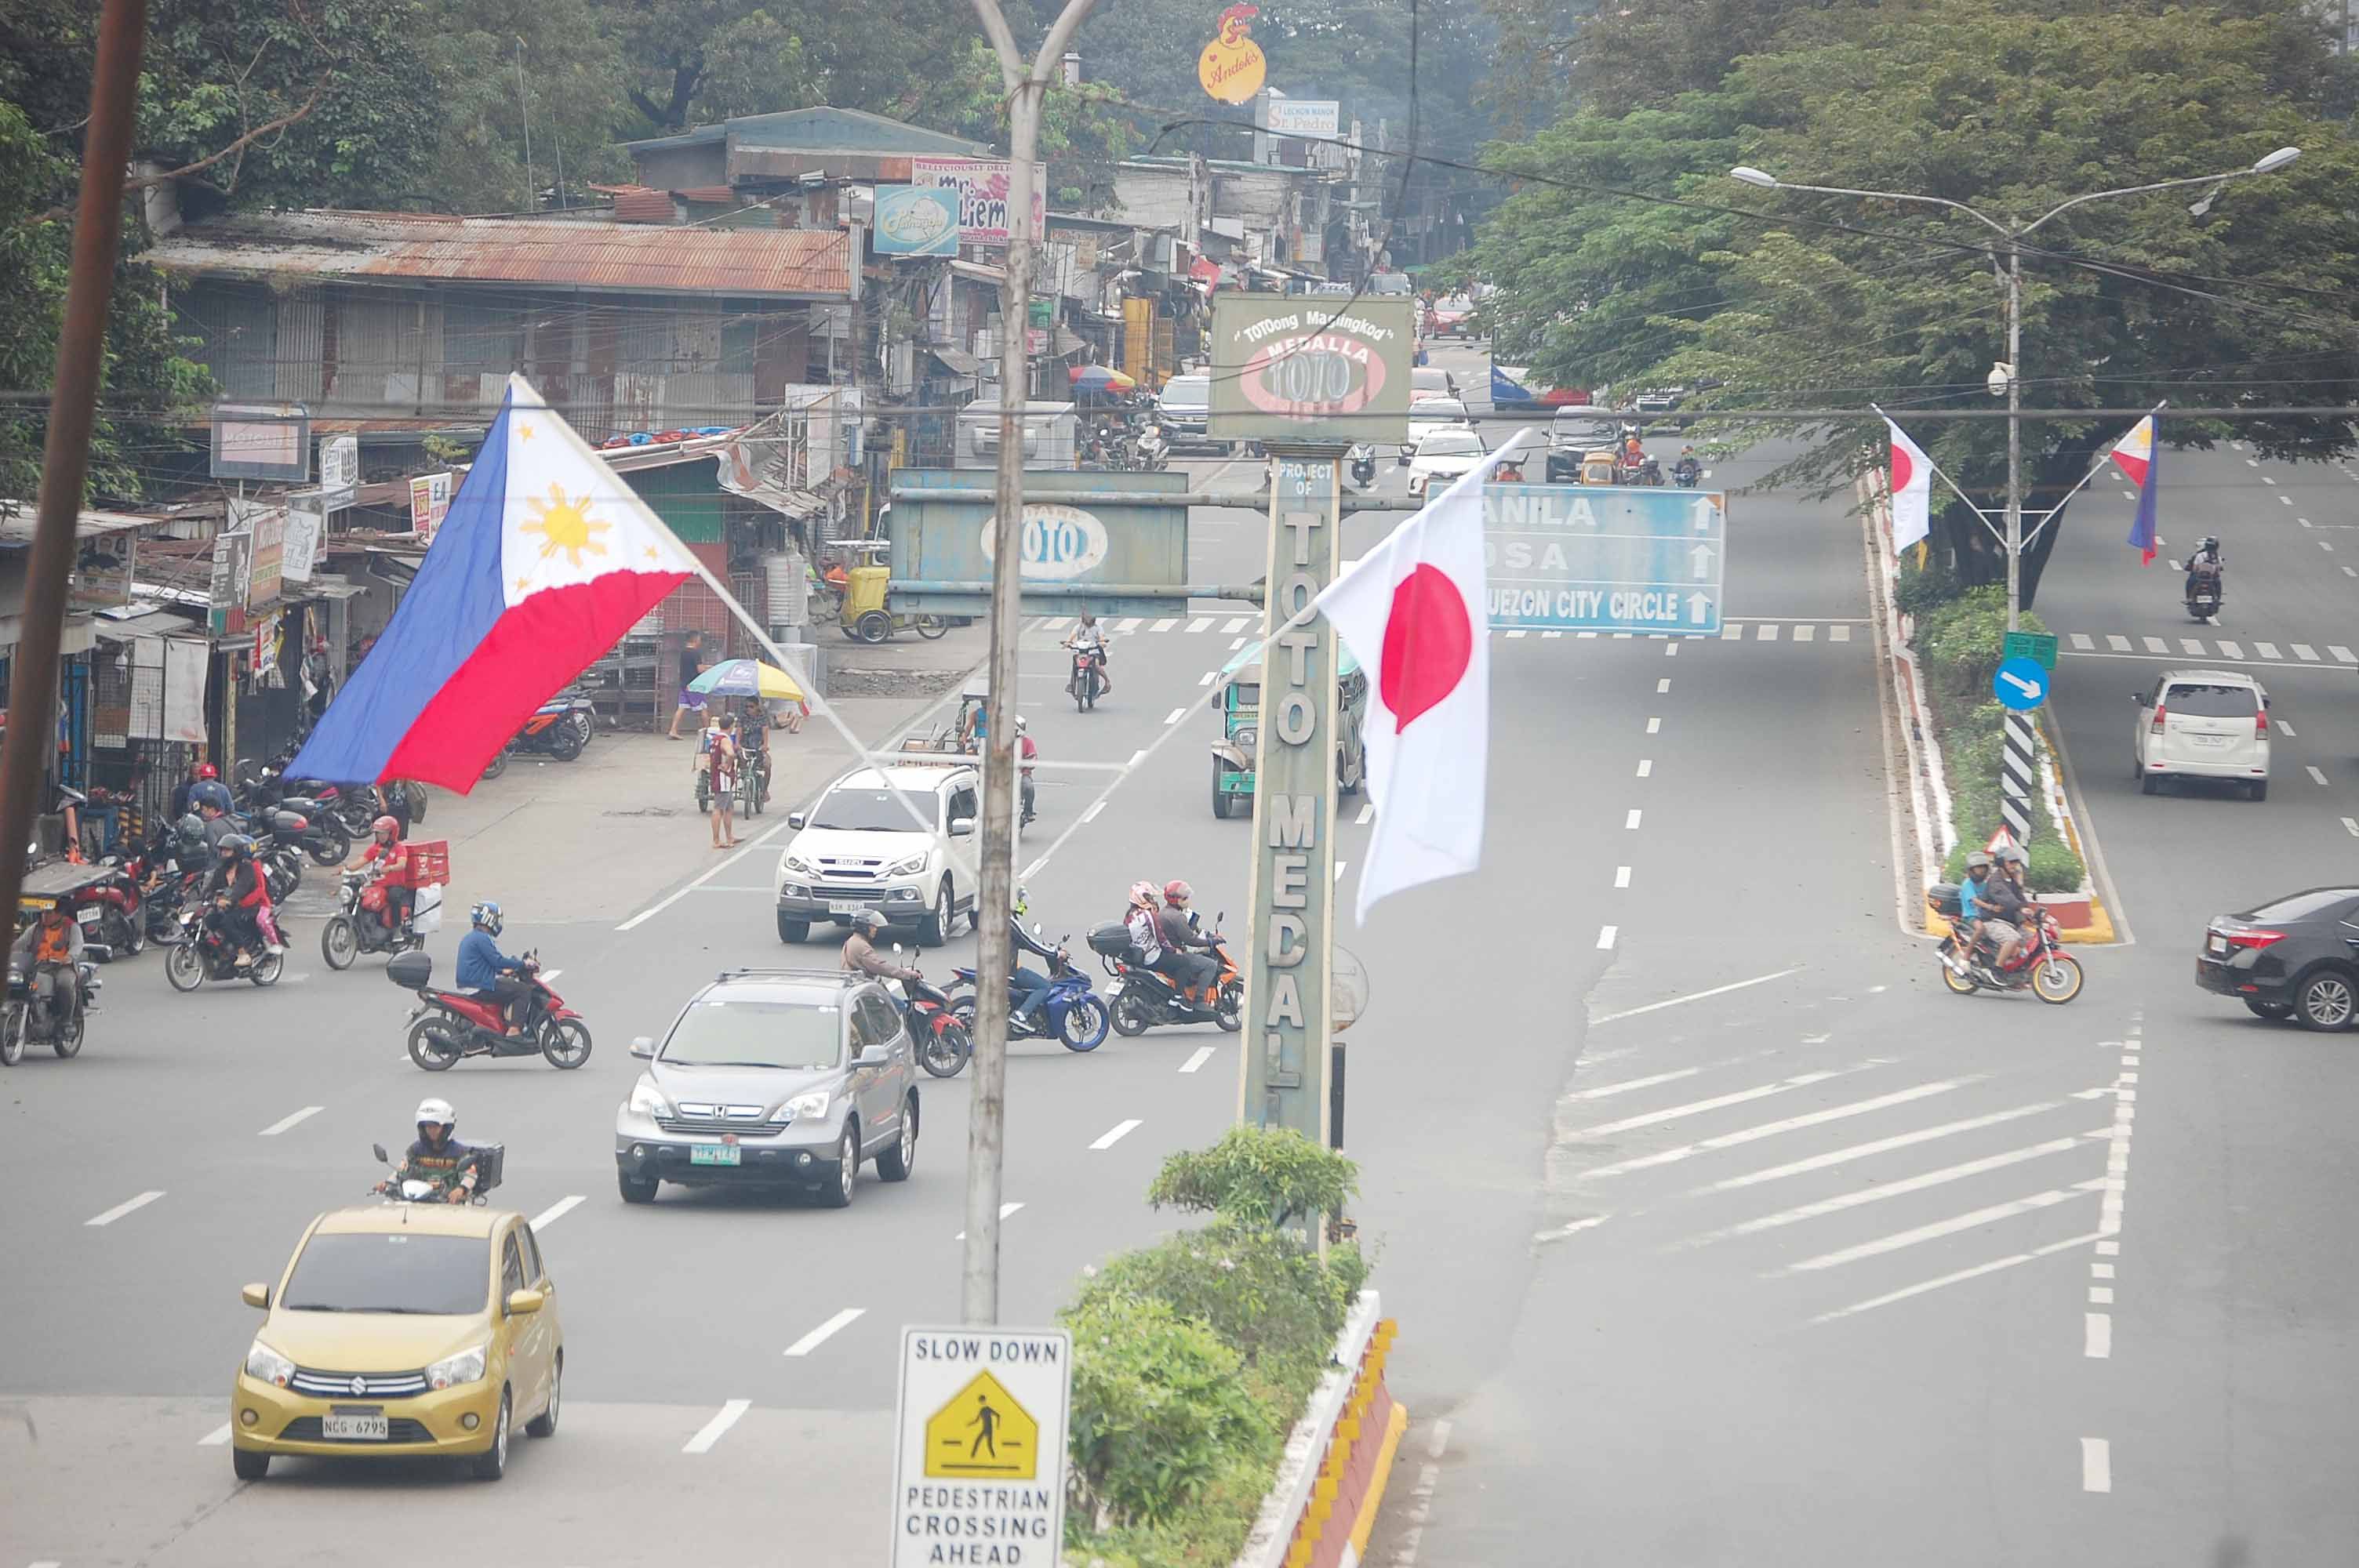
[961,0,1104,1327]
[0,0,148,931]
[2004,238,2023,633]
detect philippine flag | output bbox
[289,376,696,789]
[2108,415,2160,564]
[1884,418,1932,556]
[1315,441,1505,924]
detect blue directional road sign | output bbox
[1482,485,1728,634]
[1994,655,2049,710]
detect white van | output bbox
[1154,374,1223,453]
[2132,670,2271,799]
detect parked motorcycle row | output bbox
[1080,418,1172,473]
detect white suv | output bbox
[776,761,979,945]
[2132,670,2271,800]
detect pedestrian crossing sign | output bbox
[924,1370,1038,1479]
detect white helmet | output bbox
[415,1097,456,1131]
[1014,715,1028,731]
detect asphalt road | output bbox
[6,340,2353,1566]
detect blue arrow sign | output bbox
[1994,655,2049,710]
[1483,484,1728,633]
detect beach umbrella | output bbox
[1067,364,1137,394]
[687,657,805,702]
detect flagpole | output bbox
[2016,399,2168,554]
[1870,403,2008,550]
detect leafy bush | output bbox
[1914,595,2085,893]
[1894,555,1962,616]
[2025,839,2084,895]
[1147,1123,1358,1229]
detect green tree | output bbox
[600,0,976,133]
[1472,0,2359,602]
[416,0,633,213]
[910,38,1142,209]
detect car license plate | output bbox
[827,899,866,916]
[689,1144,740,1167]
[2207,933,2229,956]
[323,1412,389,1440]
[2190,733,2230,748]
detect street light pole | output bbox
[961,0,1103,1328]
[1728,150,2299,633]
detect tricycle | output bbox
[1209,644,1368,818]
[822,540,949,644]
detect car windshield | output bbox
[2164,682,2260,717]
[1412,370,1452,395]
[661,998,843,1069]
[1161,378,1210,408]
[810,788,935,832]
[1419,431,1485,456]
[281,1233,489,1316]
[1412,401,1467,423]
[2245,889,2359,924]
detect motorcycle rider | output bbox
[11,902,85,1033]
[1977,845,2032,972]
[457,901,531,1035]
[196,798,235,855]
[169,760,220,821]
[347,814,411,931]
[842,909,922,982]
[2185,535,2224,600]
[1154,879,1220,1003]
[383,1098,479,1203]
[202,833,278,967]
[1016,716,1038,823]
[1622,431,1645,465]
[1674,446,1703,485]
[1956,850,1994,960]
[1005,885,1060,1031]
[1066,612,1113,699]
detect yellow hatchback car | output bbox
[230,1203,563,1480]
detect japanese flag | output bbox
[1885,417,1932,555]
[1315,443,1507,924]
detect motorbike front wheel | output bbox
[1110,991,1153,1036]
[0,1005,24,1066]
[408,1019,463,1072]
[107,908,144,957]
[540,1018,593,1069]
[305,822,351,866]
[1060,997,1110,1052]
[322,914,360,971]
[920,1021,972,1078]
[550,724,586,763]
[2031,953,2085,1004]
[53,1010,82,1059]
[164,942,205,993]
[1214,980,1245,1033]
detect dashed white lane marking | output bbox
[1755,624,1779,641]
[1830,624,1852,641]
[1128,750,1146,767]
[2281,494,2293,505]
[1810,1230,2103,1323]
[1335,861,1348,884]
[85,1191,165,1227]
[2178,637,2204,655]
[2089,1285,2114,1304]
[1624,809,1642,829]
[1506,629,1528,639]
[2070,633,2095,650]
[2343,818,2358,837]
[2082,1437,2112,1494]
[1565,1068,1853,1141]
[1230,636,1249,650]
[1721,623,1743,641]
[2106,634,2132,652]
[1180,1046,1216,1073]
[531,1196,585,1231]
[2218,640,2245,659]
[1187,617,1212,633]
[1595,925,1618,950]
[2293,643,2321,662]
[1635,759,1653,778]
[1780,1179,2106,1272]
[1691,1134,2093,1242]
[1081,800,1107,824]
[2335,646,2358,663]
[1543,630,1563,639]
[2308,765,2330,786]
[1151,618,1179,632]
[783,1308,865,1358]
[257,1106,323,1137]
[1591,1078,1979,1181]
[1223,617,1251,633]
[1646,717,1661,733]
[1162,707,1186,725]
[1699,1099,2066,1192]
[1355,803,1374,826]
[1656,677,1671,693]
[2255,640,2281,659]
[1665,641,1679,657]
[2263,476,2277,485]
[2141,636,2168,654]
[1614,866,1631,888]
[2326,542,2339,553]
[682,1399,752,1453]
[1794,624,1816,643]
[1590,966,1805,1027]
[1090,1119,1143,1151]
[954,1203,1024,1240]
[1111,618,1143,633]
[1198,670,1217,686]
[198,1423,232,1445]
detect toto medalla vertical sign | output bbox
[1207,296,1414,448]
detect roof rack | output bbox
[713,966,862,985]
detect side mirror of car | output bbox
[241,1282,271,1310]
[505,1288,546,1316]
[787,811,807,829]
[631,1036,655,1059]
[950,816,975,836]
[372,1142,390,1164]
[857,1044,892,1067]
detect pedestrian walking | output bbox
[706,713,742,849]
[668,630,708,740]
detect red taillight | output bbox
[2220,927,2284,951]
[2150,703,2168,735]
[2255,711,2269,739]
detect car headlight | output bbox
[886,853,929,877]
[783,855,812,875]
[244,1339,294,1387]
[628,1076,671,1116]
[776,1090,831,1123]
[425,1341,488,1391]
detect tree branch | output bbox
[123,80,326,192]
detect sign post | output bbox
[1209,293,1411,1145]
[891,1324,1071,1566]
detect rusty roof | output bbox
[144,210,852,298]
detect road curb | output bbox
[1232,1298,1398,1568]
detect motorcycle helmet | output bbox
[372,814,401,844]
[176,811,205,843]
[1014,715,1028,732]
[194,762,219,780]
[1996,844,2029,868]
[470,900,503,935]
[853,909,889,935]
[1163,879,1194,905]
[1014,884,1029,919]
[1129,880,1160,909]
[415,1097,456,1136]
[1964,851,1993,875]
[218,832,254,858]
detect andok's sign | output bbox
[1208,296,1415,446]
[1198,3,1267,103]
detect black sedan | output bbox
[2197,887,2359,1030]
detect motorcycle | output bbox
[1619,457,1664,486]
[1135,425,1171,472]
[321,868,438,969]
[239,763,357,863]
[1929,891,2083,1004]
[1066,642,1109,711]
[1348,444,1378,489]
[1673,459,1702,489]
[164,904,285,989]
[509,699,589,763]
[2186,564,2223,622]
[897,968,974,1079]
[369,1141,503,1205]
[1,949,106,1065]
[1088,913,1245,1035]
[391,949,592,1071]
[73,853,148,958]
[947,941,1110,1053]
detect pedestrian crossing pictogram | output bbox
[923,1370,1038,1479]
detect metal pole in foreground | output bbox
[0,0,149,927]
[962,0,1103,1327]
[2004,238,2023,635]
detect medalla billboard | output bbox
[1206,295,1413,445]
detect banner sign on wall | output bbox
[910,158,1046,247]
[1207,294,1414,445]
[1198,4,1267,103]
[1267,99,1340,136]
[874,185,961,256]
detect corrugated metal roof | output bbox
[145,211,852,299]
[606,187,677,224]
